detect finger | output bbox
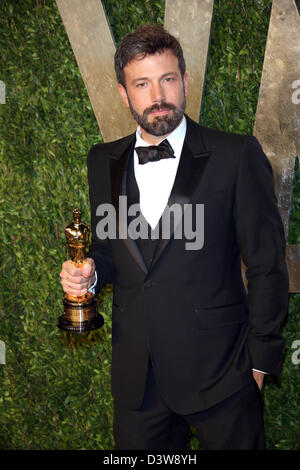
[62,260,83,276]
[82,258,95,277]
[61,278,89,292]
[62,285,88,296]
[87,274,96,289]
[60,271,86,285]
[61,283,88,296]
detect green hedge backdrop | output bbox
[0,0,299,450]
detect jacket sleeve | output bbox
[235,135,289,377]
[86,147,116,296]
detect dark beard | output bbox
[127,95,186,137]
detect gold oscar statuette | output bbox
[57,208,104,332]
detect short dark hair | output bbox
[114,24,186,87]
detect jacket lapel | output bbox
[149,116,211,271]
[109,133,148,275]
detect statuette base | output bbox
[58,296,104,332]
[57,313,104,332]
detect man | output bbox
[60,24,289,450]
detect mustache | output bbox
[143,102,177,118]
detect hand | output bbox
[252,370,265,390]
[60,257,96,296]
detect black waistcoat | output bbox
[126,151,161,270]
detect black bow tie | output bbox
[135,139,175,165]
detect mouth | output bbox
[150,108,171,116]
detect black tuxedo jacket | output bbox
[87,115,289,414]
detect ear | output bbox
[118,84,130,108]
[183,72,189,97]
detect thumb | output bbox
[82,258,94,277]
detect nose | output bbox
[151,82,165,102]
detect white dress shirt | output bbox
[134,116,187,229]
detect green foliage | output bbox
[0,0,299,450]
[0,0,111,449]
[103,0,164,45]
[201,0,272,134]
[289,157,300,245]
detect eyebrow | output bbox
[131,72,178,84]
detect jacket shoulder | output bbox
[198,122,251,149]
[87,133,136,165]
[185,115,255,156]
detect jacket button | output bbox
[144,280,152,288]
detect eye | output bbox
[136,82,147,88]
[163,76,175,83]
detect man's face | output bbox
[118,49,188,144]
